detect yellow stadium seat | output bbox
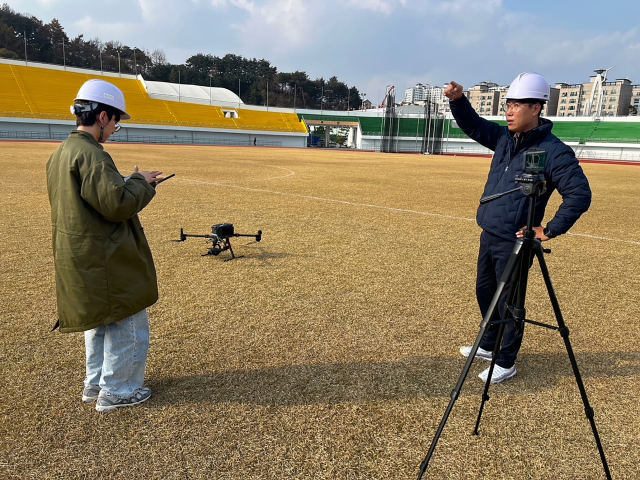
[0,63,306,133]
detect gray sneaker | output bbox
[95,388,152,413]
[459,346,493,361]
[82,385,101,403]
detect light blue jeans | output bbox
[84,309,150,398]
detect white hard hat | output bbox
[72,79,131,120]
[504,72,550,102]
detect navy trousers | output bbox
[476,230,525,369]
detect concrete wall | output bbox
[0,117,307,148]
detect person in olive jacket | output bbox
[445,73,592,385]
[47,79,165,412]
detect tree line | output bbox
[0,4,363,110]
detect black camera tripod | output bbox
[416,180,612,479]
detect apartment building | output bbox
[404,83,449,113]
[464,81,501,115]
[556,75,633,117]
[556,83,582,117]
[404,69,635,117]
[404,84,428,103]
[631,85,640,116]
[463,81,559,116]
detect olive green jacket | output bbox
[46,131,158,333]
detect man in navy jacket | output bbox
[444,72,592,384]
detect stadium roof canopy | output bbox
[144,80,243,105]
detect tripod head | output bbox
[515,149,547,196]
[480,150,547,236]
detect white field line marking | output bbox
[178,178,640,247]
[183,178,476,223]
[565,232,640,246]
[259,165,296,181]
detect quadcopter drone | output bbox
[175,223,262,260]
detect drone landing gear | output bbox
[203,236,241,261]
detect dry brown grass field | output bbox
[1,141,639,479]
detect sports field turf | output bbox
[1,142,638,479]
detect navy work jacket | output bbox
[450,96,592,242]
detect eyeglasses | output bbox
[112,113,122,133]
[504,101,533,112]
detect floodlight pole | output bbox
[24,31,27,65]
[426,102,433,154]
[416,115,420,153]
[396,110,402,152]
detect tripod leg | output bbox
[473,238,530,435]
[534,246,612,480]
[417,241,525,480]
[473,321,506,435]
[416,316,497,479]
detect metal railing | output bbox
[0,130,283,147]
[112,135,282,147]
[0,130,68,140]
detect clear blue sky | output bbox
[7,0,640,105]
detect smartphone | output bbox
[156,173,175,184]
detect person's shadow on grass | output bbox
[149,350,639,407]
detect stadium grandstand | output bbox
[1,58,639,161]
[0,59,308,147]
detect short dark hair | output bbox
[74,101,121,127]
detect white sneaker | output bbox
[478,365,517,384]
[459,346,493,361]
